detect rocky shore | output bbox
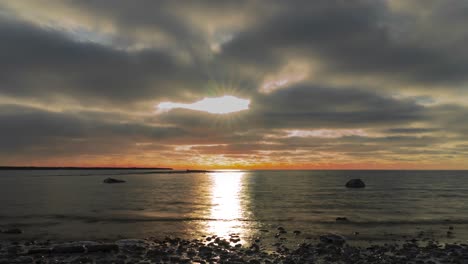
[2,229,468,264]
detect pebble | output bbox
[51,244,85,254]
[1,232,468,263]
[1,228,22,234]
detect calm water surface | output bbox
[1,170,468,244]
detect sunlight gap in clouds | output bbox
[286,129,368,138]
[157,95,250,114]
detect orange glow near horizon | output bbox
[7,158,468,170]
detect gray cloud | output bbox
[219,0,468,88]
[0,104,186,152]
[1,0,468,168]
[0,14,213,108]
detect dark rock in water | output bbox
[103,178,126,184]
[336,217,349,221]
[1,228,22,234]
[345,179,365,188]
[319,234,346,246]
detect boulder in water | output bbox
[345,178,365,188]
[103,178,126,184]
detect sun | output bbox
[157,95,250,114]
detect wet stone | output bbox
[27,247,51,254]
[13,256,33,264]
[51,244,86,254]
[319,234,346,246]
[345,178,366,188]
[336,217,349,221]
[1,228,22,234]
[86,243,119,253]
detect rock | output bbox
[6,245,21,255]
[86,243,119,253]
[103,178,126,183]
[27,247,51,254]
[319,234,346,246]
[1,228,22,234]
[71,256,93,263]
[230,237,240,243]
[13,256,33,263]
[336,217,349,221]
[198,246,212,256]
[345,179,366,188]
[51,244,86,254]
[115,239,148,250]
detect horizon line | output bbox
[1,166,467,171]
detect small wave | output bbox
[4,214,468,226]
[278,218,468,226]
[45,214,256,223]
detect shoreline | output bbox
[2,230,468,263]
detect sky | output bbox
[1,0,468,169]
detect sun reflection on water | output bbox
[206,171,248,239]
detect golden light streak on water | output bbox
[205,171,248,240]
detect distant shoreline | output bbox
[0,166,173,170]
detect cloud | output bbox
[0,14,215,109]
[1,0,468,168]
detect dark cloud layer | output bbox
[1,0,468,168]
[0,15,211,107]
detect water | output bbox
[1,170,468,244]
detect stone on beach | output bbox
[345,178,366,188]
[319,234,346,246]
[1,228,22,234]
[5,235,468,263]
[86,243,119,253]
[27,247,51,254]
[103,178,126,184]
[115,239,148,249]
[51,244,86,254]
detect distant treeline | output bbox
[0,166,173,170]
